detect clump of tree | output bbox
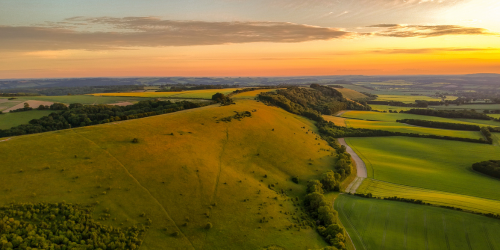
[0,202,146,249]
[481,127,493,144]
[396,119,481,131]
[217,111,252,122]
[0,100,208,138]
[400,109,493,120]
[472,160,500,179]
[9,103,33,113]
[211,93,234,106]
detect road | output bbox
[338,138,367,193]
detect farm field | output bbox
[231,89,277,99]
[488,114,500,119]
[0,99,335,250]
[430,103,500,112]
[90,88,242,99]
[341,110,500,128]
[0,110,55,129]
[357,179,500,214]
[369,105,427,112]
[0,96,148,110]
[374,94,457,103]
[322,115,347,127]
[344,137,500,201]
[335,88,368,100]
[343,119,483,139]
[335,194,500,250]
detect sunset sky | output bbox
[1,0,499,78]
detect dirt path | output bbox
[335,110,348,117]
[339,138,367,193]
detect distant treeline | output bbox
[472,160,500,179]
[401,109,494,120]
[155,84,239,92]
[0,100,208,137]
[396,119,481,131]
[0,85,145,96]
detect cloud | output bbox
[0,17,496,51]
[369,24,497,37]
[0,17,359,51]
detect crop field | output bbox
[488,114,500,119]
[335,194,500,250]
[0,99,336,250]
[430,104,500,112]
[369,105,427,112]
[343,119,483,139]
[374,94,457,103]
[322,115,347,127]
[341,111,500,128]
[90,88,242,99]
[344,137,500,201]
[0,110,55,129]
[357,179,500,214]
[231,89,277,99]
[0,96,147,108]
[336,88,368,100]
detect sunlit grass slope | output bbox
[335,194,500,250]
[322,115,347,127]
[0,99,335,249]
[231,89,276,100]
[357,179,500,214]
[345,137,500,201]
[344,119,483,139]
[0,110,54,129]
[90,88,242,99]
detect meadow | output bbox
[335,88,368,100]
[0,96,148,111]
[430,103,500,112]
[357,179,500,214]
[90,88,242,99]
[0,98,336,250]
[335,194,500,250]
[0,110,55,129]
[344,137,500,201]
[369,105,426,112]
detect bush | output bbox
[206,222,213,229]
[132,138,139,143]
[291,176,299,184]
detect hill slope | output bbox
[0,98,337,249]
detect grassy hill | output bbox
[336,194,500,250]
[335,88,368,101]
[0,98,337,249]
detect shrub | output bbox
[132,138,139,143]
[206,223,213,229]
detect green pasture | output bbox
[0,99,335,249]
[0,110,55,129]
[344,136,500,201]
[90,88,242,99]
[374,94,457,103]
[430,103,500,112]
[0,95,147,105]
[335,194,500,250]
[369,105,426,112]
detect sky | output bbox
[1,0,499,78]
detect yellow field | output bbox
[231,89,277,99]
[322,115,347,127]
[344,119,483,139]
[374,94,457,103]
[0,99,335,249]
[336,88,368,100]
[357,179,500,214]
[90,88,242,99]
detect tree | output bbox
[212,93,225,102]
[24,102,30,109]
[307,180,324,194]
[320,171,338,191]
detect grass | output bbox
[374,94,457,103]
[343,119,483,139]
[90,88,242,99]
[369,105,427,112]
[322,115,347,127]
[0,110,55,129]
[0,99,336,250]
[231,89,277,100]
[336,88,368,100]
[335,194,500,250]
[0,96,148,107]
[357,179,500,214]
[344,136,500,201]
[431,104,500,112]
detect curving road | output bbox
[339,138,367,193]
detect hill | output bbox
[0,98,338,249]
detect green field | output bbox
[431,104,500,112]
[0,99,335,249]
[369,105,427,112]
[90,88,242,99]
[336,88,368,100]
[344,137,500,201]
[0,110,55,129]
[374,94,457,103]
[0,95,148,109]
[343,119,483,139]
[335,194,500,250]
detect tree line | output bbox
[0,100,208,137]
[401,109,494,120]
[472,160,500,179]
[396,119,481,131]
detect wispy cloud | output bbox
[368,24,497,37]
[368,47,498,54]
[0,17,496,51]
